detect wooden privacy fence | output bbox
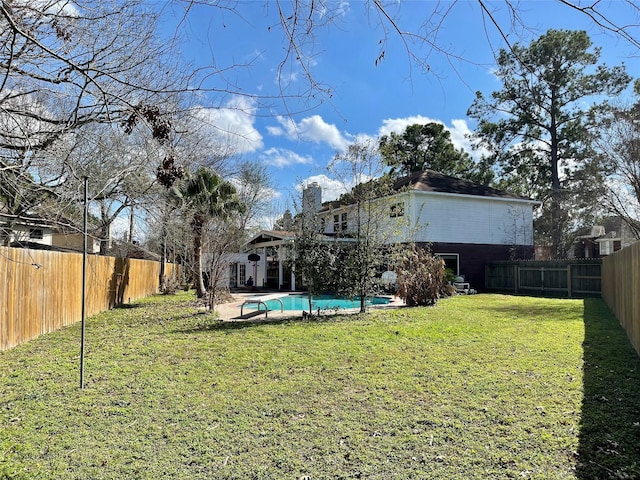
[485,259,602,297]
[602,242,640,355]
[0,246,178,351]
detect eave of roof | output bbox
[316,170,538,213]
[246,230,296,245]
[394,170,537,202]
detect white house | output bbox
[0,213,54,248]
[235,170,540,290]
[571,217,639,258]
[0,213,101,253]
[230,230,296,290]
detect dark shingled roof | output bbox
[394,170,535,201]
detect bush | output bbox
[395,245,453,306]
[161,274,181,295]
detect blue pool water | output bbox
[246,294,391,312]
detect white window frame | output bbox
[389,202,405,218]
[435,253,460,276]
[599,240,613,256]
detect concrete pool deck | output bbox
[214,291,406,322]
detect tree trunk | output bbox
[99,222,111,255]
[550,88,562,259]
[128,204,135,243]
[159,226,166,292]
[192,218,206,298]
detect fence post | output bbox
[514,264,519,294]
[567,264,572,298]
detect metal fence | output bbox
[485,259,602,297]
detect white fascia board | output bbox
[242,239,292,251]
[409,189,541,206]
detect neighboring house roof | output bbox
[106,240,160,260]
[573,217,639,243]
[0,212,55,229]
[0,212,92,235]
[318,200,345,212]
[574,225,606,240]
[394,170,537,202]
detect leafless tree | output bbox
[56,123,165,252]
[0,0,192,240]
[596,99,640,239]
[175,1,640,105]
[229,159,275,234]
[3,0,639,255]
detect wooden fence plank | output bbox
[486,259,602,297]
[603,242,640,355]
[0,246,179,351]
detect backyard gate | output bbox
[485,259,601,297]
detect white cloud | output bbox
[314,1,350,19]
[228,177,282,202]
[261,187,282,201]
[270,115,352,151]
[377,115,434,137]
[18,0,80,16]
[261,148,314,168]
[266,125,285,136]
[193,96,263,154]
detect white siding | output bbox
[317,191,536,247]
[10,225,53,246]
[318,207,351,235]
[394,191,535,246]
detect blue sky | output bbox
[160,1,640,226]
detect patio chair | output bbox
[452,275,476,295]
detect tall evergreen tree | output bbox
[378,123,491,183]
[468,29,630,258]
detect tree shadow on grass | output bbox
[478,299,583,321]
[577,298,640,479]
[113,303,145,310]
[169,312,349,334]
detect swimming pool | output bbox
[245,293,391,312]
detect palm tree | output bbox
[182,167,244,298]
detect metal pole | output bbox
[80,177,88,389]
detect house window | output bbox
[599,240,613,256]
[320,218,326,233]
[29,228,43,240]
[239,264,246,286]
[332,212,348,232]
[229,264,238,288]
[435,253,460,276]
[390,202,405,218]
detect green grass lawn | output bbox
[1,292,639,479]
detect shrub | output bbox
[395,244,453,306]
[161,274,181,295]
